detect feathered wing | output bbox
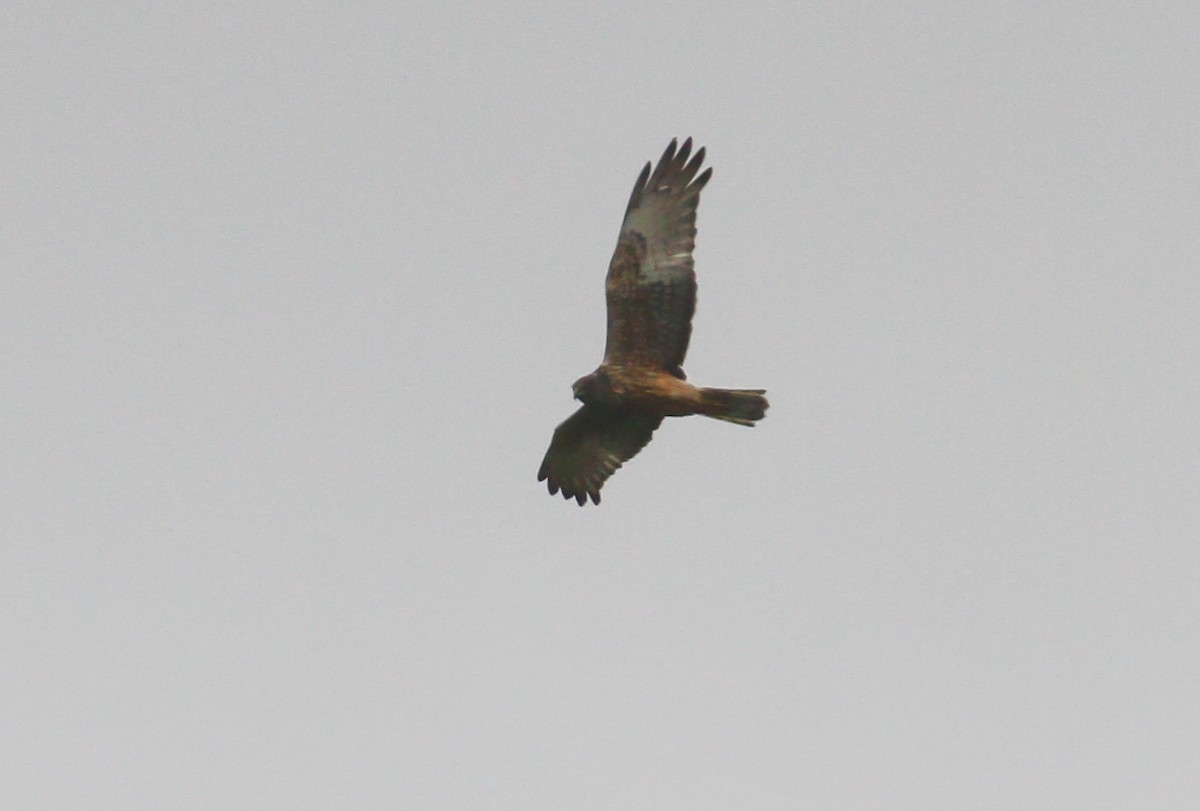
[604,138,712,377]
[538,406,663,505]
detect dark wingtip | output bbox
[633,162,651,192]
[540,473,602,506]
[559,484,600,506]
[675,137,692,167]
[660,138,678,165]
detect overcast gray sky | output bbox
[4,2,1199,808]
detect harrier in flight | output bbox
[538,138,768,505]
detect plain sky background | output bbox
[4,2,1199,808]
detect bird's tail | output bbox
[698,388,769,427]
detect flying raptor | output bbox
[537,138,768,505]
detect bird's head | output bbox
[572,370,610,404]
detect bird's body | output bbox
[573,365,765,423]
[538,139,768,505]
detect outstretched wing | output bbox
[604,138,712,378]
[538,405,662,506]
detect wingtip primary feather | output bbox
[538,464,603,506]
[684,149,709,184]
[649,140,679,189]
[649,138,710,196]
[659,139,678,167]
[674,137,693,169]
[625,161,653,214]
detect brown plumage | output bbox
[538,139,768,505]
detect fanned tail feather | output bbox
[699,388,769,426]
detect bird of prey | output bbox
[538,138,768,505]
